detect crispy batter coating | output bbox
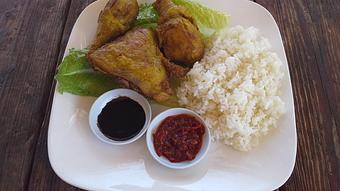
[88,28,172,102]
[89,0,139,51]
[154,0,204,67]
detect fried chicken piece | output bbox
[89,0,139,51]
[87,28,172,102]
[161,56,190,78]
[154,0,204,67]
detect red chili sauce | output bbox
[153,114,205,163]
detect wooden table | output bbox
[0,0,339,190]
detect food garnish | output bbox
[55,48,118,97]
[172,0,229,37]
[134,3,159,29]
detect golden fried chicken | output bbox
[89,0,139,51]
[87,28,172,102]
[154,0,204,67]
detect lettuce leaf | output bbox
[55,49,180,107]
[172,0,229,36]
[55,49,118,97]
[134,4,159,29]
[134,1,229,37]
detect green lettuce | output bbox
[134,4,159,29]
[55,48,180,107]
[172,0,229,29]
[172,0,229,36]
[55,48,118,97]
[134,1,229,37]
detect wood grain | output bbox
[0,0,71,190]
[27,1,95,190]
[255,0,340,190]
[0,0,338,190]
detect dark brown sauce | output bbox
[97,96,146,141]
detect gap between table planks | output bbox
[0,0,338,190]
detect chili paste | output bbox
[153,114,205,163]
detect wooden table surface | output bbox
[0,0,339,190]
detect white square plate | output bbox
[48,0,297,190]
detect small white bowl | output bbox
[89,89,152,145]
[146,108,210,169]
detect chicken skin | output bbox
[89,0,139,51]
[87,28,172,102]
[154,0,204,67]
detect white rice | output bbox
[177,26,286,151]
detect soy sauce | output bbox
[97,96,146,141]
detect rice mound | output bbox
[177,26,285,151]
